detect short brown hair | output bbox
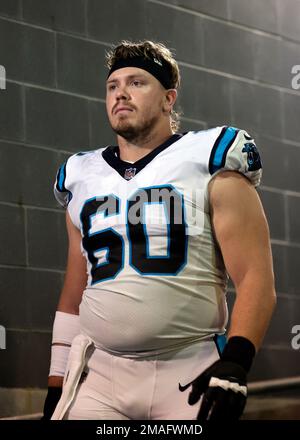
[106,40,181,131]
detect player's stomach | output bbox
[79,283,227,356]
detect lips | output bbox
[114,107,134,115]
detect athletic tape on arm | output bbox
[49,311,80,377]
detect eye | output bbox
[108,84,116,91]
[132,80,142,87]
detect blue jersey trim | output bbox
[214,334,227,356]
[56,163,67,192]
[209,126,239,174]
[55,162,73,205]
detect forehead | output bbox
[107,67,155,83]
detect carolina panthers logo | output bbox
[242,143,262,171]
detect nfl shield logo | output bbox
[124,167,136,180]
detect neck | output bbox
[117,125,174,162]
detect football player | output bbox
[42,40,276,420]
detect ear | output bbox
[163,89,177,112]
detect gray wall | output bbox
[0,0,300,389]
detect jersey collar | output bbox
[102,133,186,181]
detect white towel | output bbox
[51,334,93,420]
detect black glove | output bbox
[41,387,62,420]
[186,336,255,421]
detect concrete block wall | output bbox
[0,0,299,404]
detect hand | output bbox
[188,359,247,421]
[41,387,62,420]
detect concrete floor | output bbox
[243,388,300,420]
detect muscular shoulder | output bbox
[208,170,257,210]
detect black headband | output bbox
[107,56,173,89]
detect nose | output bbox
[116,84,130,101]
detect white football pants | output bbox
[56,335,220,420]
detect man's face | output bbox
[106,67,167,142]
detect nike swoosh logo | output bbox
[178,382,192,392]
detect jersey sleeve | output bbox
[208,126,262,187]
[53,160,73,208]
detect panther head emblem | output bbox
[242,143,262,171]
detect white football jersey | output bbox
[54,126,262,357]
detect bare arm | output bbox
[57,210,87,314]
[209,171,276,351]
[48,210,87,387]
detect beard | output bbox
[111,113,160,144]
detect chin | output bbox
[112,118,136,133]
[113,124,137,140]
[111,114,158,142]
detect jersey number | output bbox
[80,186,187,284]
